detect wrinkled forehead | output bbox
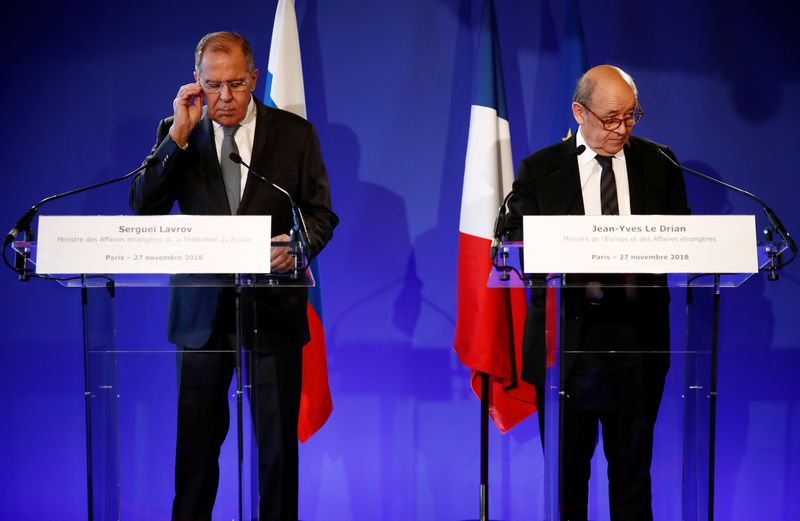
[197,49,251,77]
[590,80,637,113]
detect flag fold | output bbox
[454,0,537,433]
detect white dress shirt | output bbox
[576,127,631,216]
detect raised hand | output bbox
[168,82,204,147]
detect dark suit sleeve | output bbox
[507,156,549,385]
[505,158,540,241]
[129,118,187,215]
[297,124,338,260]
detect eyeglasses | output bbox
[581,103,644,131]
[201,79,251,94]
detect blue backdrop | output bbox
[1,1,798,520]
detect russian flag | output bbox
[265,0,332,443]
[454,0,536,433]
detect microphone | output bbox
[491,144,586,261]
[4,156,159,249]
[656,148,796,256]
[228,153,310,251]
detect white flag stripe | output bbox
[268,0,306,118]
[459,105,514,239]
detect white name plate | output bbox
[36,215,271,274]
[523,215,757,274]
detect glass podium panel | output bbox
[81,286,262,521]
[14,240,313,521]
[487,240,785,521]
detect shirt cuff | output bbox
[171,136,189,150]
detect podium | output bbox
[12,236,313,521]
[488,237,787,521]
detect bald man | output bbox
[508,65,689,520]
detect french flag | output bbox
[265,0,332,442]
[454,0,536,433]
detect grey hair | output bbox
[194,31,255,73]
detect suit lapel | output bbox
[534,136,585,215]
[560,136,586,215]
[239,100,275,213]
[624,138,646,215]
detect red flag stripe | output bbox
[298,301,332,443]
[455,232,536,432]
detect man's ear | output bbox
[571,102,585,126]
[249,69,260,92]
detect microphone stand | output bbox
[657,149,796,277]
[3,157,159,280]
[228,153,310,279]
[490,145,588,282]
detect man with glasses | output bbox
[508,65,689,520]
[131,31,338,521]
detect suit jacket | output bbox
[507,134,689,386]
[130,98,338,351]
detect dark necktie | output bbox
[596,154,619,215]
[221,125,241,214]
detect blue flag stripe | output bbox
[472,0,507,120]
[264,71,277,108]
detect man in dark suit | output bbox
[130,32,338,521]
[508,65,689,520]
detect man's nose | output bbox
[219,83,234,100]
